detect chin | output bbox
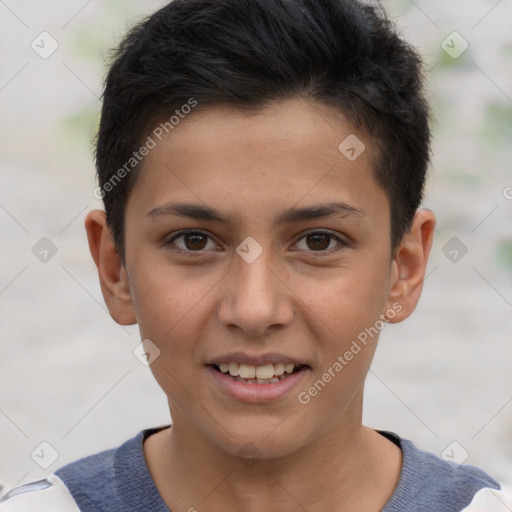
[209,417,310,462]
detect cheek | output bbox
[296,274,384,419]
[127,258,229,396]
[294,260,390,409]
[129,266,208,404]
[302,260,390,344]
[129,258,213,340]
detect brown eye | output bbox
[306,233,331,251]
[168,230,216,252]
[183,232,208,250]
[294,230,346,254]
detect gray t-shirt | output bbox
[0,427,502,511]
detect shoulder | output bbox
[54,442,118,484]
[0,428,160,512]
[0,447,118,512]
[461,483,512,511]
[407,439,499,488]
[381,431,504,512]
[52,430,146,510]
[0,474,79,512]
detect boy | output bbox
[1,0,509,510]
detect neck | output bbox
[144,417,402,512]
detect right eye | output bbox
[166,229,220,253]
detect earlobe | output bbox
[385,209,436,323]
[84,210,137,326]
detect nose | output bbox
[217,246,294,337]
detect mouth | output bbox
[209,362,309,385]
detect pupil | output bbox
[307,233,330,251]
[185,233,207,250]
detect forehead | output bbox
[126,98,388,227]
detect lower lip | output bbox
[206,366,310,403]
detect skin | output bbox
[85,98,436,511]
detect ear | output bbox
[84,210,137,325]
[384,209,436,323]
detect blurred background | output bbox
[1,0,511,497]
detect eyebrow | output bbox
[146,201,364,227]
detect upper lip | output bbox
[207,352,310,367]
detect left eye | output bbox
[294,231,346,252]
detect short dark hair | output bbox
[96,0,430,255]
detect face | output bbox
[109,99,407,458]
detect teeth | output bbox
[255,364,274,379]
[273,363,285,375]
[217,362,301,381]
[228,362,239,376]
[239,364,256,379]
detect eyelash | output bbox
[166,229,349,256]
